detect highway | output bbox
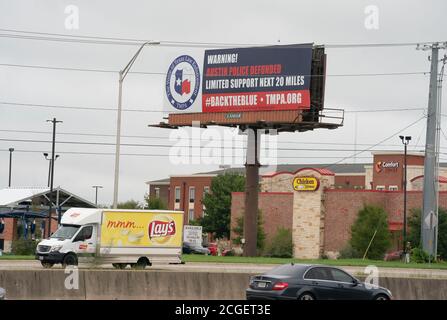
[2,259,447,279]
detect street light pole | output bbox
[400,135,411,257]
[92,185,103,206]
[8,148,14,187]
[112,40,160,209]
[43,153,59,187]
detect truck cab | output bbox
[36,223,98,268]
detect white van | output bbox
[35,208,184,269]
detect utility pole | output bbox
[418,42,447,258]
[112,40,160,209]
[8,148,14,187]
[46,118,62,237]
[92,185,103,206]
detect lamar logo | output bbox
[375,161,399,173]
[148,220,176,239]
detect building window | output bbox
[188,209,194,222]
[189,187,195,203]
[389,185,398,191]
[154,187,160,199]
[175,186,181,203]
[376,185,385,191]
[202,186,210,214]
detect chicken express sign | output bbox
[292,177,319,192]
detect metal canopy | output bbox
[0,187,96,209]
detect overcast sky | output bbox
[0,0,446,206]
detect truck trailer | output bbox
[35,208,184,269]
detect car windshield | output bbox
[50,225,80,240]
[267,264,306,277]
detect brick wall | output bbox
[231,192,293,242]
[323,190,447,255]
[334,175,365,189]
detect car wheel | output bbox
[41,262,54,269]
[112,263,127,269]
[298,292,315,300]
[374,294,390,301]
[62,253,78,267]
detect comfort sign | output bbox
[292,177,319,191]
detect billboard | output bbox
[202,45,313,113]
[163,44,315,115]
[100,211,183,248]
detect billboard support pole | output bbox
[244,127,260,257]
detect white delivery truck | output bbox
[35,208,184,269]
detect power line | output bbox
[0,148,374,159]
[0,28,444,48]
[0,128,434,149]
[0,100,427,114]
[0,136,422,152]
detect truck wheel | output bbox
[132,258,149,270]
[62,253,78,267]
[112,263,127,269]
[41,262,54,269]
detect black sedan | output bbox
[246,264,392,300]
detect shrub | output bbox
[232,210,266,255]
[266,228,293,258]
[411,247,431,263]
[11,239,38,255]
[350,205,391,260]
[339,243,361,259]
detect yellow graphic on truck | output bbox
[100,211,183,247]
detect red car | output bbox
[384,250,403,261]
[207,243,218,256]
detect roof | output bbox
[0,187,96,208]
[262,167,335,177]
[145,178,170,185]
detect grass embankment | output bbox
[0,254,35,260]
[182,254,447,270]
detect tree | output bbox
[350,205,391,260]
[232,210,266,254]
[117,200,141,209]
[144,196,167,210]
[201,173,245,238]
[408,208,447,260]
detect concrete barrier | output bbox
[0,269,446,300]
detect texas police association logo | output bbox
[166,55,200,110]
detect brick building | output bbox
[231,151,447,258]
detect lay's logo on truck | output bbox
[148,220,176,239]
[100,211,183,248]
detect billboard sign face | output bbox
[163,44,316,115]
[202,45,313,113]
